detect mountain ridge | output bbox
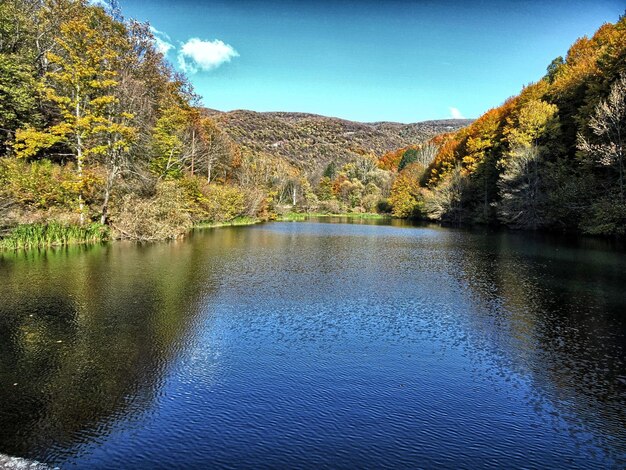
[205,109,473,174]
[206,108,472,127]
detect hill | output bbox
[206,109,472,175]
[410,16,626,234]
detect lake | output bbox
[0,219,625,468]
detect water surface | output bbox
[1,220,625,468]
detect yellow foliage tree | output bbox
[389,163,425,218]
[13,4,135,223]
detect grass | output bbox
[0,213,387,251]
[0,222,109,251]
[193,216,262,229]
[277,212,389,221]
[1,217,260,251]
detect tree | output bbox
[424,166,468,224]
[545,56,565,83]
[0,0,43,150]
[323,161,336,179]
[398,143,438,172]
[497,145,545,229]
[578,75,626,202]
[504,99,559,150]
[317,176,333,201]
[0,54,39,145]
[389,163,425,218]
[398,148,418,171]
[494,99,559,228]
[151,104,193,178]
[198,117,233,183]
[13,5,135,224]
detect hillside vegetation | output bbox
[208,109,469,175]
[389,14,626,235]
[2,0,623,250]
[0,0,465,248]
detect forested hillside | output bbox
[207,109,469,175]
[389,15,626,235]
[1,1,623,251]
[1,0,259,246]
[0,0,454,249]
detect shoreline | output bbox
[3,212,622,254]
[0,213,386,252]
[276,212,388,221]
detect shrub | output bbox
[377,198,392,213]
[110,180,192,241]
[194,183,247,223]
[318,199,343,214]
[1,159,79,209]
[361,193,380,213]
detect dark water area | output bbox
[0,219,625,469]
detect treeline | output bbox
[2,1,624,248]
[0,0,288,246]
[0,0,431,249]
[386,15,626,235]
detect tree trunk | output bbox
[100,188,110,225]
[191,128,195,176]
[100,164,118,225]
[618,129,624,203]
[75,87,85,225]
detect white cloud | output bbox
[449,107,465,119]
[150,27,174,55]
[88,0,110,7]
[149,26,171,40]
[177,38,239,73]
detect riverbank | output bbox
[277,212,388,221]
[193,216,264,229]
[0,218,262,252]
[0,213,393,252]
[0,222,109,251]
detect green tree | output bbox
[323,161,337,179]
[0,54,39,144]
[545,56,565,83]
[13,4,135,224]
[398,148,418,171]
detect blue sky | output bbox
[118,0,623,123]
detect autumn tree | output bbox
[389,163,425,218]
[497,145,546,229]
[151,105,191,178]
[398,143,438,172]
[424,166,468,224]
[578,75,626,202]
[13,4,135,224]
[494,99,559,228]
[198,117,233,183]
